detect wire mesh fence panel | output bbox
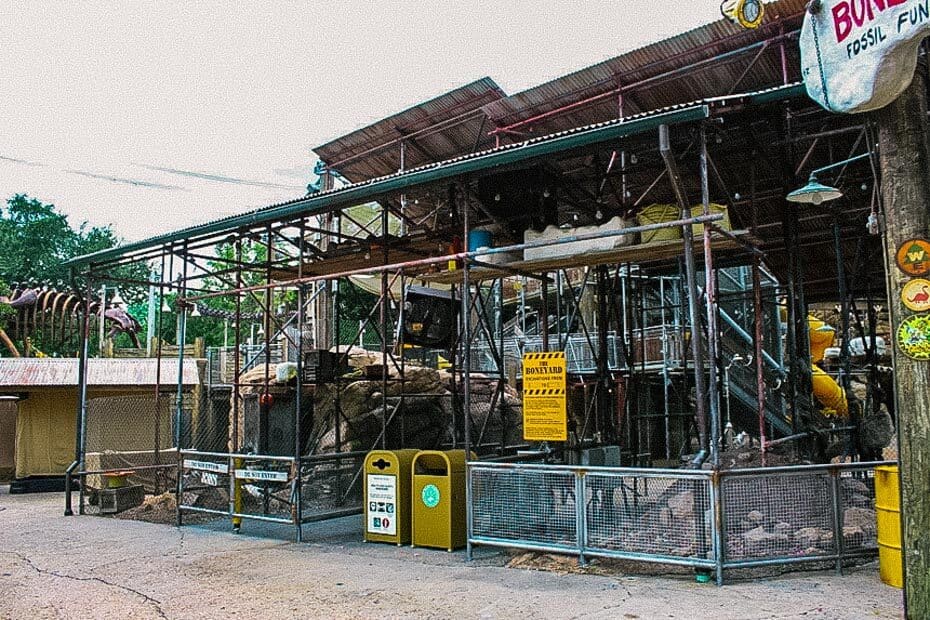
[585,472,712,562]
[464,388,524,455]
[721,471,837,563]
[299,452,366,522]
[195,388,233,453]
[839,467,879,553]
[179,452,232,516]
[82,394,183,505]
[471,466,578,550]
[231,455,297,523]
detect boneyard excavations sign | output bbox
[801,0,930,113]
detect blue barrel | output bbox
[467,230,492,252]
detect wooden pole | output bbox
[874,67,930,615]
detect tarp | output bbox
[15,391,77,478]
[0,401,16,476]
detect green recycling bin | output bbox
[411,450,472,551]
[364,449,418,545]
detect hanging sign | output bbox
[234,469,288,482]
[800,0,930,113]
[183,459,229,474]
[896,238,930,276]
[902,278,930,311]
[522,352,568,442]
[366,474,398,535]
[897,314,930,360]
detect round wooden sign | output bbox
[896,238,930,276]
[897,314,930,361]
[902,279,930,313]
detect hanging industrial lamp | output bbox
[786,175,843,205]
[787,152,872,205]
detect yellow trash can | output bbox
[411,450,472,551]
[364,449,418,545]
[875,465,903,588]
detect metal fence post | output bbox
[711,471,725,586]
[575,470,587,567]
[830,467,844,575]
[466,462,474,562]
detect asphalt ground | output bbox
[0,488,903,619]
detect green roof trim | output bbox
[67,104,711,269]
[70,80,812,270]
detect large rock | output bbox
[668,491,694,520]
[742,526,790,557]
[844,507,877,538]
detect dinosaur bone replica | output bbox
[0,287,142,356]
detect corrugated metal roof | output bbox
[314,0,807,182]
[0,358,201,388]
[313,77,506,182]
[73,96,769,268]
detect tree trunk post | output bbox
[875,67,930,615]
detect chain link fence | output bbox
[78,394,187,515]
[469,460,890,582]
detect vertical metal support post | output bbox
[174,246,189,528]
[659,124,709,454]
[334,274,342,453]
[830,468,844,575]
[541,278,550,352]
[752,258,767,465]
[294,221,306,543]
[596,266,611,442]
[496,278,506,455]
[710,472,725,585]
[832,215,855,453]
[72,277,94,516]
[462,194,474,562]
[231,242,242,532]
[700,126,721,467]
[660,277,672,461]
[575,471,587,566]
[381,205,389,450]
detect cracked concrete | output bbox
[0,488,903,619]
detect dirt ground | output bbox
[0,488,903,620]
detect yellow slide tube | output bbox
[808,316,847,417]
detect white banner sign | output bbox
[234,469,289,482]
[801,0,930,113]
[183,459,229,474]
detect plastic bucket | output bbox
[690,203,731,237]
[467,230,493,252]
[637,204,681,243]
[875,465,903,589]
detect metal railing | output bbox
[468,460,892,584]
[178,449,367,537]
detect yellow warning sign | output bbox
[522,352,567,442]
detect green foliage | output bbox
[0,194,147,355]
[0,194,145,292]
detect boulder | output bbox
[844,507,877,538]
[668,491,694,520]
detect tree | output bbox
[0,194,146,356]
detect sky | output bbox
[0,1,723,242]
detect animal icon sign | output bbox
[800,0,930,113]
[902,278,930,312]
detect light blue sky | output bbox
[0,1,722,241]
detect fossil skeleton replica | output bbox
[0,287,143,357]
